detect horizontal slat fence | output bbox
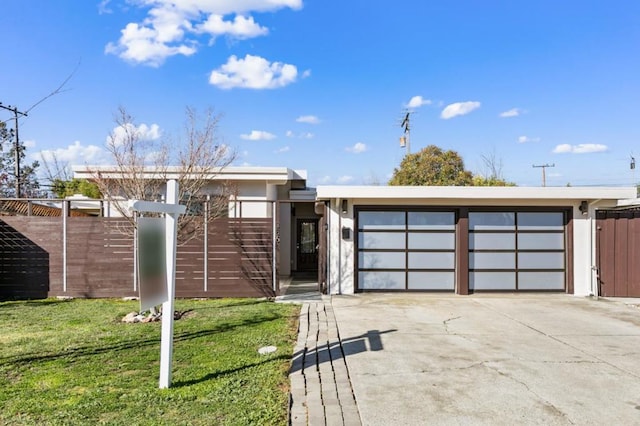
[1,208,275,300]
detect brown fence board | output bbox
[597,209,640,297]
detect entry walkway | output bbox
[288,302,361,426]
[276,276,361,425]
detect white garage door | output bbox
[356,210,456,291]
[469,211,566,291]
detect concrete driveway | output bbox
[330,294,640,425]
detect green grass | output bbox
[0,298,300,425]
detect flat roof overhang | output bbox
[316,185,637,203]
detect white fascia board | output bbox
[73,165,300,185]
[616,198,640,207]
[289,189,317,201]
[316,185,637,202]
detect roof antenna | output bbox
[399,110,411,154]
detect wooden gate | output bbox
[596,209,640,297]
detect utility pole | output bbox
[0,103,28,197]
[400,111,411,154]
[532,163,555,187]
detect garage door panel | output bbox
[408,272,454,290]
[359,252,405,269]
[470,252,516,269]
[408,212,455,230]
[518,252,564,269]
[517,212,564,230]
[470,272,516,290]
[359,232,405,249]
[408,232,455,250]
[359,271,405,290]
[469,212,515,230]
[408,252,455,269]
[518,272,565,290]
[518,233,564,250]
[359,211,405,229]
[470,233,515,250]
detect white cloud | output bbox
[518,136,540,143]
[499,108,522,118]
[98,0,112,14]
[300,132,314,139]
[108,123,161,146]
[346,142,367,154]
[337,175,354,184]
[196,15,268,42]
[406,95,432,109]
[38,141,109,166]
[209,54,301,89]
[440,101,481,119]
[274,146,290,153]
[553,143,608,154]
[240,130,276,140]
[106,0,302,66]
[296,115,320,124]
[285,130,294,137]
[316,175,332,184]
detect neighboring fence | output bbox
[0,200,276,300]
[596,209,640,297]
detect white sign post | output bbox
[128,180,186,389]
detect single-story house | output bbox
[4,166,637,300]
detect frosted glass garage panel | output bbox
[359,252,405,269]
[408,212,455,230]
[358,211,405,230]
[518,252,564,269]
[408,232,455,250]
[469,252,515,269]
[518,272,565,290]
[470,272,516,290]
[517,212,564,230]
[408,272,455,290]
[359,271,405,290]
[469,233,515,250]
[469,212,515,230]
[517,233,564,250]
[359,232,405,249]
[408,252,455,269]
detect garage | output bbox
[356,209,456,291]
[319,185,636,296]
[469,210,567,291]
[355,207,569,292]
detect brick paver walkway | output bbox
[289,302,361,426]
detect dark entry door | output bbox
[297,219,319,271]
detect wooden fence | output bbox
[0,208,276,300]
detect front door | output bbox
[297,219,319,271]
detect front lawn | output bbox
[0,298,299,425]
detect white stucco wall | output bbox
[327,198,355,294]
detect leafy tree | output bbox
[472,175,515,186]
[0,121,44,197]
[389,145,473,186]
[51,178,101,198]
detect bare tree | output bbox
[89,106,236,243]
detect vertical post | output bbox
[159,180,179,389]
[62,200,68,292]
[204,195,209,292]
[133,211,138,292]
[272,201,277,293]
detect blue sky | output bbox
[1,0,639,187]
